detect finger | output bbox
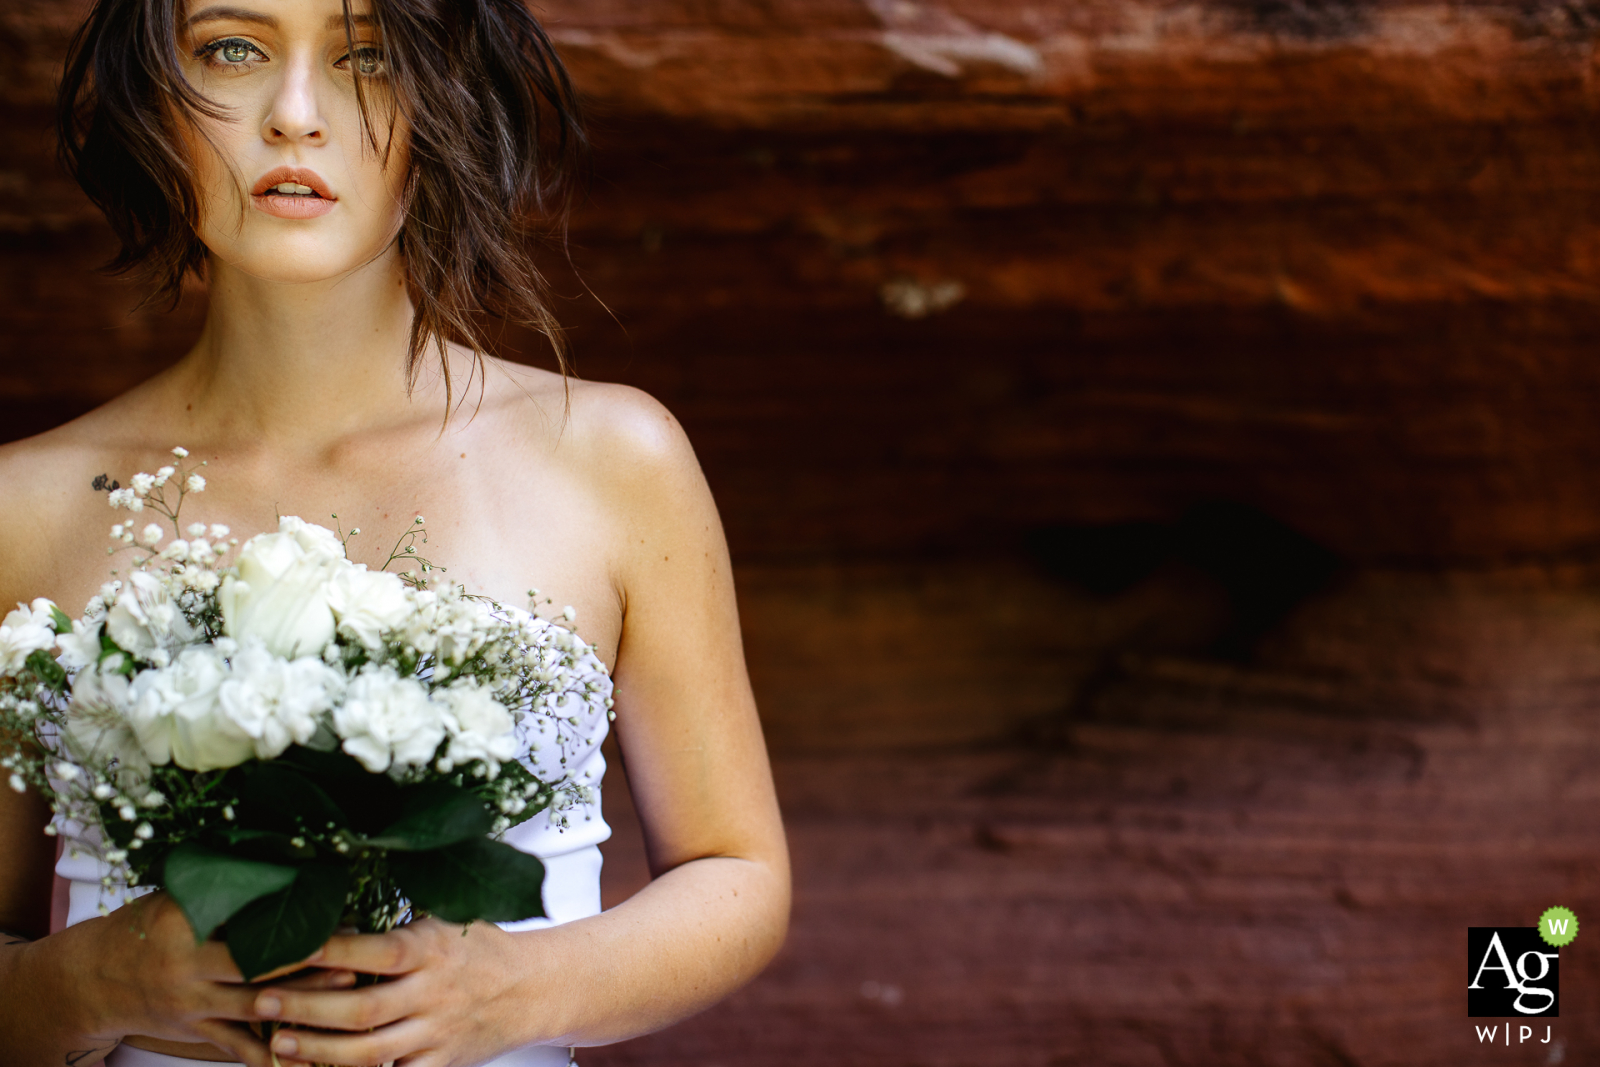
[194,983,269,1022]
[256,974,414,1032]
[191,1017,274,1067]
[200,941,328,984]
[271,1016,431,1066]
[314,930,421,976]
[274,968,359,992]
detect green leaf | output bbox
[48,605,73,635]
[390,839,545,923]
[274,746,401,834]
[23,649,65,689]
[364,783,493,851]
[226,862,350,981]
[232,762,347,834]
[163,843,298,945]
[216,827,316,862]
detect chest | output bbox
[26,429,623,669]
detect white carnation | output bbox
[104,570,195,662]
[333,666,445,775]
[438,682,518,767]
[0,599,58,673]
[218,640,344,760]
[126,645,252,771]
[219,518,343,658]
[326,565,412,649]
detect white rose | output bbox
[438,682,518,766]
[326,566,412,649]
[0,599,59,673]
[276,516,347,561]
[219,523,343,658]
[105,570,196,661]
[332,666,444,775]
[127,646,253,771]
[219,640,344,760]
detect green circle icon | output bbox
[1540,906,1579,948]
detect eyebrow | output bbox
[185,6,277,28]
[184,7,374,29]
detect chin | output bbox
[214,232,396,285]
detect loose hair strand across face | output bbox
[58,0,586,394]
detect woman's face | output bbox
[178,0,406,284]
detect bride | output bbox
[0,0,790,1064]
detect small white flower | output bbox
[130,473,155,497]
[118,804,136,821]
[7,774,23,793]
[159,539,189,561]
[52,761,81,781]
[140,524,163,547]
[107,488,133,509]
[563,605,576,622]
[154,466,175,485]
[171,446,189,458]
[222,805,235,820]
[210,524,230,539]
[186,474,206,493]
[183,568,220,593]
[187,523,207,538]
[111,524,124,538]
[92,783,115,800]
[133,822,153,840]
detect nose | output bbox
[262,56,326,144]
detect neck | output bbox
[172,246,439,450]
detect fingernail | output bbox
[256,995,281,1018]
[272,1031,298,1055]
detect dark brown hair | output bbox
[57,0,584,392]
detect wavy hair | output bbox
[57,0,584,395]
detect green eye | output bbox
[199,38,260,65]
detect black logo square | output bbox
[1468,927,1559,1017]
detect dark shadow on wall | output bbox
[1027,501,1344,660]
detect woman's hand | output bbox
[50,891,340,1066]
[253,917,548,1067]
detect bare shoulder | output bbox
[0,397,158,605]
[489,360,701,489]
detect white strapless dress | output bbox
[57,620,614,1067]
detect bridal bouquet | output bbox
[0,448,610,981]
